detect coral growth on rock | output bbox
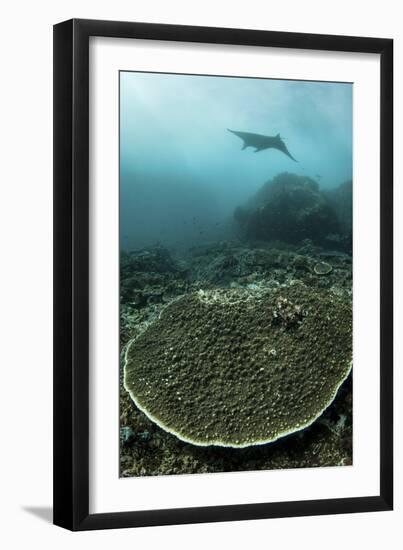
[313,261,333,275]
[324,180,352,251]
[234,173,342,246]
[124,285,352,447]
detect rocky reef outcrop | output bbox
[324,179,353,251]
[120,245,189,307]
[234,173,351,249]
[120,241,352,474]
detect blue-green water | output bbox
[120,72,352,250]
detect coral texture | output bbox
[314,261,333,275]
[234,172,341,246]
[124,285,352,447]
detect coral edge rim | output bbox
[123,336,352,449]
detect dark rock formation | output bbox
[324,180,353,252]
[234,173,342,246]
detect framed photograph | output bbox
[53,19,393,530]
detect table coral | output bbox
[124,285,352,447]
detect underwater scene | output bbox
[119,71,352,477]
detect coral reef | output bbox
[120,376,352,476]
[324,180,352,252]
[120,241,352,474]
[314,261,333,275]
[120,245,188,306]
[120,246,191,345]
[182,240,352,297]
[187,244,286,285]
[234,173,341,246]
[124,285,352,447]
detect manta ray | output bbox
[228,129,297,161]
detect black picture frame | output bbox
[53,18,393,531]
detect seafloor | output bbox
[119,239,352,477]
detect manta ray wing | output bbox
[275,139,298,162]
[227,129,267,149]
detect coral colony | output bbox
[124,286,351,447]
[119,173,353,476]
[119,73,353,476]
